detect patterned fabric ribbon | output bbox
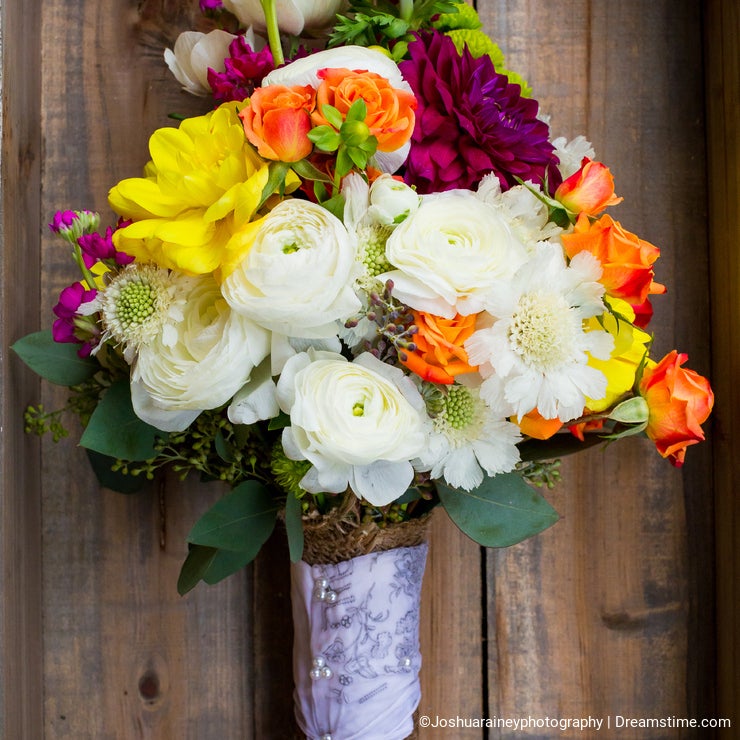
[291,543,429,740]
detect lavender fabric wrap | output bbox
[291,543,429,740]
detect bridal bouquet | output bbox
[14,1,714,737]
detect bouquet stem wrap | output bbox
[291,506,431,740]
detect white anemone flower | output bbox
[276,350,429,506]
[379,190,529,319]
[423,385,522,491]
[131,274,270,432]
[223,0,346,36]
[221,199,362,339]
[465,244,614,423]
[164,29,238,96]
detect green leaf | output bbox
[79,380,163,461]
[284,492,304,563]
[307,126,341,152]
[320,103,344,130]
[12,330,99,386]
[346,98,368,123]
[257,161,291,210]
[86,449,147,494]
[518,432,606,461]
[268,411,291,431]
[437,473,559,548]
[292,158,333,183]
[177,544,253,595]
[215,430,236,463]
[186,480,277,553]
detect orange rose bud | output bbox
[554,158,623,215]
[568,417,605,441]
[562,213,667,307]
[400,311,478,385]
[639,350,714,467]
[312,68,416,152]
[239,85,316,162]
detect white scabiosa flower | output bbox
[276,350,429,506]
[476,174,564,250]
[221,199,362,339]
[380,190,529,318]
[164,29,238,96]
[424,385,521,491]
[131,274,270,432]
[466,244,614,423]
[551,134,595,179]
[97,263,180,363]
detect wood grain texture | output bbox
[0,0,722,737]
[0,0,45,737]
[705,0,740,733]
[478,1,714,736]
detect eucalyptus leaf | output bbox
[284,493,304,563]
[437,473,559,548]
[186,480,277,553]
[79,380,163,461]
[12,330,99,386]
[177,544,254,595]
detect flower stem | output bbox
[72,244,98,290]
[260,0,284,67]
[398,0,414,22]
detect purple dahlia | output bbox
[207,36,274,104]
[399,32,561,195]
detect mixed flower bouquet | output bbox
[13,0,714,737]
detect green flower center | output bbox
[116,281,156,327]
[358,224,392,277]
[442,385,475,430]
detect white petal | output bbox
[350,460,414,506]
[227,361,279,425]
[130,379,201,432]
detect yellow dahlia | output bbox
[108,101,295,275]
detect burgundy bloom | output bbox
[52,282,99,357]
[399,33,561,195]
[199,0,222,10]
[207,36,274,104]
[78,224,134,268]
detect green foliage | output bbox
[437,473,559,548]
[12,330,99,386]
[284,492,304,563]
[178,480,278,593]
[80,379,164,461]
[329,0,461,61]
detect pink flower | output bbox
[52,282,99,357]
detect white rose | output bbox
[277,350,428,506]
[222,0,346,36]
[164,29,238,96]
[221,199,362,338]
[367,174,420,226]
[380,190,529,318]
[131,274,270,432]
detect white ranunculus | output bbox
[263,44,408,90]
[379,190,529,318]
[221,199,362,339]
[131,274,270,432]
[164,29,238,96]
[223,0,346,36]
[367,174,420,226]
[276,350,429,506]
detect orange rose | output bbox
[239,85,316,162]
[554,158,623,215]
[400,311,477,385]
[562,213,666,307]
[639,350,714,467]
[312,68,416,153]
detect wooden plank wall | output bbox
[0,0,724,738]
